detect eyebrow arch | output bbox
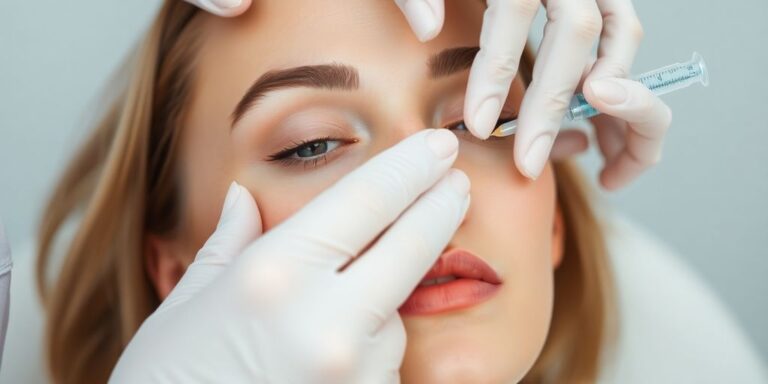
[428,46,480,78]
[231,63,359,125]
[230,46,480,126]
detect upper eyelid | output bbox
[266,136,357,161]
[265,111,359,147]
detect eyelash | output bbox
[265,136,359,169]
[265,115,517,169]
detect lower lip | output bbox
[398,278,502,316]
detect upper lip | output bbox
[420,246,503,285]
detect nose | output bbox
[369,113,440,154]
[393,113,435,139]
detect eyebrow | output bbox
[231,46,480,125]
[427,46,480,78]
[231,64,358,125]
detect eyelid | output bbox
[266,110,357,147]
[258,105,370,172]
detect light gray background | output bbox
[1,0,766,364]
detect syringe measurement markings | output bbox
[638,67,700,92]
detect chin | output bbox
[400,335,526,384]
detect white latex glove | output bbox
[0,221,11,370]
[547,63,673,189]
[110,129,470,384]
[183,0,251,17]
[393,0,663,188]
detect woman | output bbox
[37,1,671,382]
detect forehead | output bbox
[195,0,486,85]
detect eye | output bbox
[294,140,340,158]
[445,120,471,132]
[266,136,358,169]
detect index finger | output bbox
[464,0,540,140]
[334,170,470,332]
[266,129,459,269]
[584,0,644,83]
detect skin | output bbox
[146,0,565,382]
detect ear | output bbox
[144,234,187,300]
[551,202,565,269]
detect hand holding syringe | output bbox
[492,52,710,137]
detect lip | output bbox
[398,247,503,316]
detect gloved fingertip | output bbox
[599,171,615,191]
[520,133,555,180]
[599,167,628,191]
[468,97,500,140]
[191,0,249,17]
[223,181,261,218]
[217,181,261,233]
[459,194,470,226]
[204,182,262,260]
[447,168,471,196]
[403,0,440,42]
[221,181,242,218]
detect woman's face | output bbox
[151,0,564,382]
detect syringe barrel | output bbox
[566,52,708,121]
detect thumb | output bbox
[161,182,262,309]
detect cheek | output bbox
[458,147,557,310]
[247,183,317,231]
[435,149,557,380]
[236,168,349,232]
[456,139,556,250]
[176,128,239,255]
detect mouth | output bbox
[398,246,503,316]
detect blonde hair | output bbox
[37,2,615,383]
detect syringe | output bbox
[491,52,709,137]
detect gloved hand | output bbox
[393,0,666,189]
[110,129,470,384]
[548,65,673,190]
